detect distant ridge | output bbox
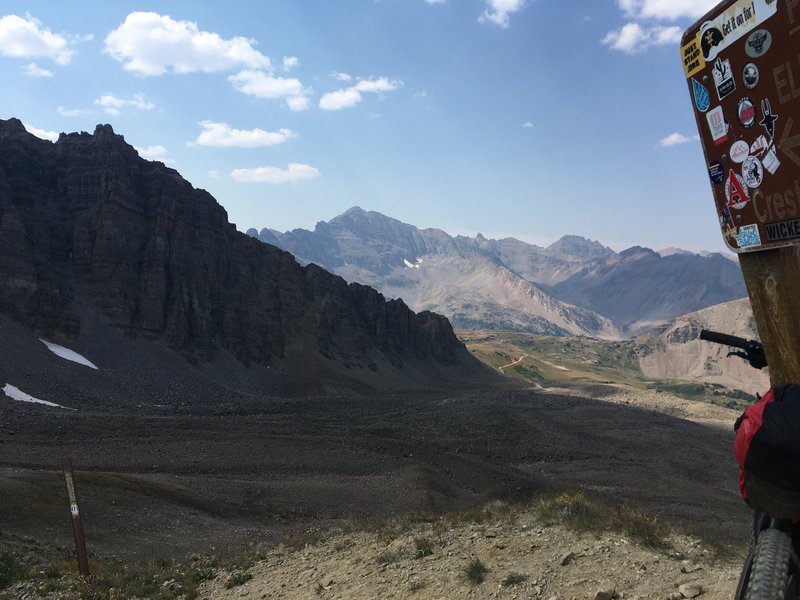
[250,207,747,338]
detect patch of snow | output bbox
[39,339,98,369]
[2,384,73,410]
[403,258,420,269]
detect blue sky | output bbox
[0,0,727,253]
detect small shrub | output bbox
[464,557,488,584]
[0,553,29,589]
[408,580,426,592]
[225,570,253,589]
[190,565,217,583]
[533,491,669,551]
[413,537,433,559]
[502,572,527,587]
[614,504,668,551]
[532,497,560,525]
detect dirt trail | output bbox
[498,354,528,372]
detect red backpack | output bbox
[734,385,800,518]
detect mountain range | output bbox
[0,119,486,402]
[248,207,747,338]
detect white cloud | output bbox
[282,56,299,71]
[231,163,320,184]
[658,132,699,147]
[606,0,717,54]
[479,0,526,28]
[208,169,221,179]
[425,0,446,4]
[194,120,297,148]
[0,14,73,65]
[602,23,681,53]
[23,62,52,77]
[229,70,310,111]
[23,123,58,142]
[286,95,310,111]
[331,71,352,81]
[57,106,89,117]
[522,121,534,128]
[134,144,174,163]
[619,0,719,21]
[94,93,155,115]
[319,77,400,111]
[104,11,271,76]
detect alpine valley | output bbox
[248,207,747,338]
[0,121,758,600]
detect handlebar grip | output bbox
[699,329,749,348]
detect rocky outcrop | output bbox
[635,297,768,394]
[0,119,476,380]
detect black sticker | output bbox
[709,160,725,184]
[760,99,778,139]
[713,58,736,101]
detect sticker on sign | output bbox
[681,0,778,78]
[682,0,796,253]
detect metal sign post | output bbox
[683,0,800,385]
[61,458,90,577]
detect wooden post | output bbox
[739,247,800,386]
[61,458,90,577]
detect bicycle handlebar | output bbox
[699,329,768,370]
[700,330,749,347]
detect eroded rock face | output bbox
[0,118,473,373]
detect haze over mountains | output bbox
[248,207,747,338]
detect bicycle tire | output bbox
[744,528,793,599]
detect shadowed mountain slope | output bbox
[0,119,486,399]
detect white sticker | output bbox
[742,155,764,188]
[730,140,750,163]
[750,135,769,156]
[763,145,781,174]
[707,106,728,145]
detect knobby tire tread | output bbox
[744,528,793,600]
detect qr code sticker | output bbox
[736,224,762,248]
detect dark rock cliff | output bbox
[0,119,476,381]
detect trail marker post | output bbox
[683,0,800,385]
[61,457,90,577]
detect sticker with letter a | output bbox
[726,170,750,210]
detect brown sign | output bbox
[681,0,800,252]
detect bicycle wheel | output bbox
[743,528,793,599]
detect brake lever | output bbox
[726,346,768,370]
